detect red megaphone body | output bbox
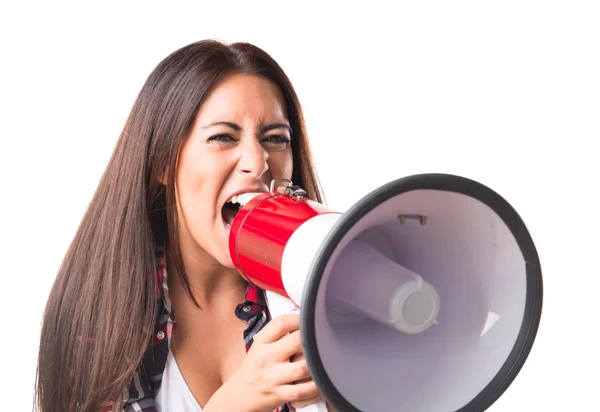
[228,179,340,306]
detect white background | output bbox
[1,1,598,410]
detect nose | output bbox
[238,140,269,178]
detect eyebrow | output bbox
[201,121,292,134]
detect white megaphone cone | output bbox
[228,174,543,412]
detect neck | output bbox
[166,245,250,372]
[167,248,248,311]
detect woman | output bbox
[35,39,333,412]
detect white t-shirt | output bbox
[155,350,203,412]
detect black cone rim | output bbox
[300,173,543,412]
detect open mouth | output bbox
[222,192,264,233]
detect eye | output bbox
[206,133,237,143]
[262,135,291,146]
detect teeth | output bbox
[227,192,263,206]
[238,192,262,205]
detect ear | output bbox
[159,168,168,186]
[160,151,181,186]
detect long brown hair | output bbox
[35,39,324,412]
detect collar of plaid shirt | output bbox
[112,247,289,412]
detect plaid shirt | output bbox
[107,247,289,412]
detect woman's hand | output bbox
[285,350,327,410]
[208,313,322,412]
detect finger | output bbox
[270,329,304,360]
[278,380,320,404]
[290,350,304,362]
[274,358,312,384]
[254,314,300,344]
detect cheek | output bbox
[174,171,210,237]
[176,158,206,209]
[268,150,294,180]
[175,149,224,223]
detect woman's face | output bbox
[174,73,294,268]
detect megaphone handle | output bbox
[288,313,329,412]
[264,292,329,412]
[295,402,329,412]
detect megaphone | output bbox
[228,173,543,412]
